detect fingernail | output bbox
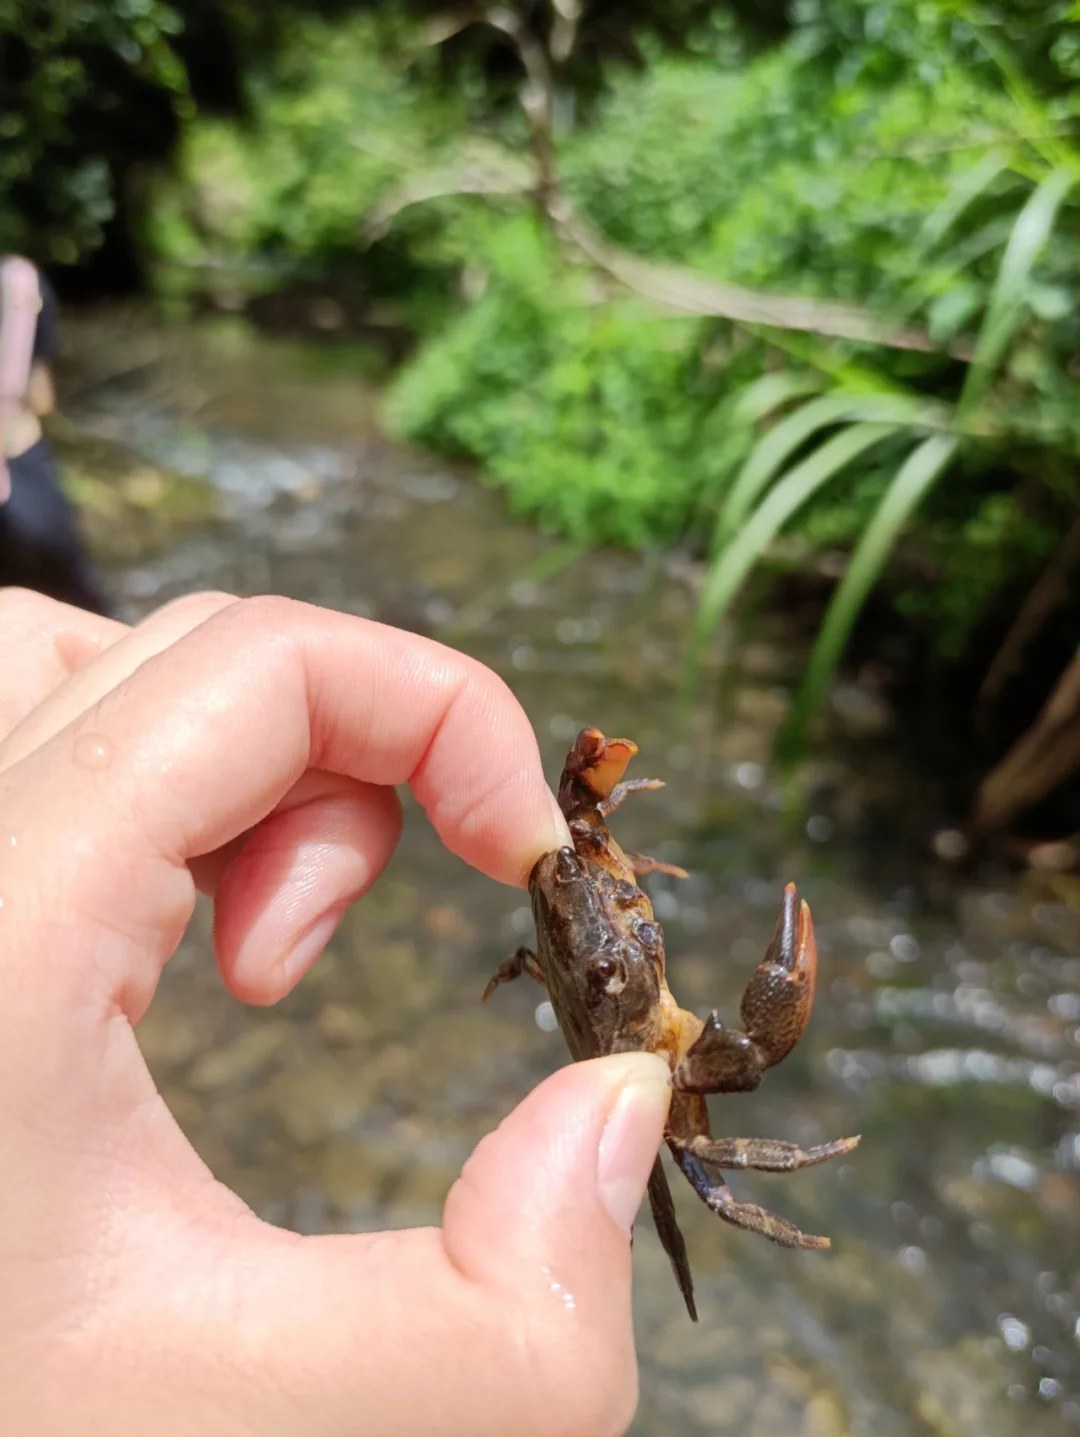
[279,905,346,984]
[597,1054,672,1231]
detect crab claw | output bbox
[672,884,818,1095]
[561,728,638,803]
[740,882,817,1070]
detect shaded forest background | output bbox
[4,0,1080,848]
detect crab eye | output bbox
[592,955,618,982]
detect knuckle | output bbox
[196,593,310,661]
[143,590,240,626]
[223,592,308,636]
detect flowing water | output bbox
[57,311,1080,1436]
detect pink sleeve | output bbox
[0,256,42,402]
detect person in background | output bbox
[0,254,112,615]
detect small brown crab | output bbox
[484,727,859,1321]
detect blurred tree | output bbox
[0,0,189,271]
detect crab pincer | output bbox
[667,884,859,1251]
[674,883,818,1095]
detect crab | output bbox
[484,727,859,1320]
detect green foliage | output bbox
[687,142,1078,752]
[561,48,1022,301]
[386,216,716,546]
[144,15,467,273]
[381,11,1080,750]
[780,433,960,760]
[0,0,187,261]
[37,0,1080,761]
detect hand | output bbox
[0,589,672,1437]
[0,454,9,504]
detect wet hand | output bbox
[0,589,671,1436]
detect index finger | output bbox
[2,598,569,1033]
[7,595,568,886]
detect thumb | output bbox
[443,1052,672,1425]
[446,1052,673,1295]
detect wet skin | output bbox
[485,728,860,1321]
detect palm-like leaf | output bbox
[777,433,961,765]
[691,420,902,663]
[959,168,1073,416]
[716,393,937,546]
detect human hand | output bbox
[0,589,672,1436]
[0,454,10,504]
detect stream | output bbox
[54,310,1080,1437]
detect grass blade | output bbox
[959,168,1073,416]
[915,151,1008,257]
[692,420,901,658]
[696,371,825,517]
[777,432,960,766]
[717,392,935,545]
[728,371,826,425]
[888,157,1012,331]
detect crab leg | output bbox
[623,851,689,880]
[598,777,665,815]
[647,1158,698,1322]
[672,1133,860,1172]
[669,1145,834,1250]
[673,884,817,1094]
[482,946,547,1001]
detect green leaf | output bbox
[927,282,982,342]
[777,432,960,767]
[959,168,1073,417]
[716,392,938,545]
[915,151,1008,257]
[727,371,826,426]
[692,420,901,658]
[1028,282,1073,322]
[696,370,825,514]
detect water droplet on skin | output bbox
[538,1264,576,1311]
[73,732,116,770]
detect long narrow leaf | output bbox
[696,371,825,516]
[777,432,960,767]
[728,370,826,426]
[969,22,1078,175]
[693,420,900,656]
[959,168,1073,416]
[716,393,938,545]
[888,160,1013,332]
[916,152,1009,258]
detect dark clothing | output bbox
[33,270,60,363]
[0,261,113,616]
[0,439,112,616]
